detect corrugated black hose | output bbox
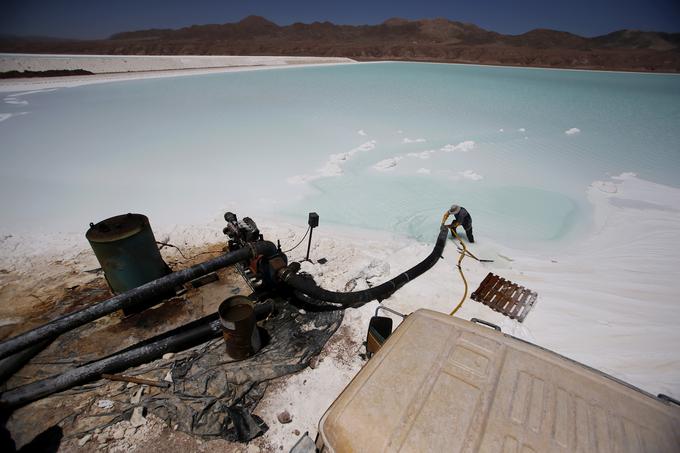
[281,225,449,307]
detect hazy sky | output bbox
[2,0,679,39]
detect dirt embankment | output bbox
[2,16,679,73]
[0,69,93,79]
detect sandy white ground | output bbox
[1,172,679,451]
[0,54,356,92]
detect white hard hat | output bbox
[449,204,461,215]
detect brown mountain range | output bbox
[2,16,679,72]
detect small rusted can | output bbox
[218,296,261,360]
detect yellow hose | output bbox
[442,211,468,316]
[449,229,469,316]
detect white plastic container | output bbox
[318,309,680,452]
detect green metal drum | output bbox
[86,213,170,296]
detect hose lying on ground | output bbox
[0,241,278,360]
[0,302,274,410]
[455,244,494,263]
[281,224,450,308]
[0,339,52,386]
[448,228,469,316]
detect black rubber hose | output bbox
[0,241,278,360]
[0,316,220,410]
[282,225,449,307]
[0,340,52,386]
[0,301,274,410]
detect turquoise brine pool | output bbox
[1,62,679,247]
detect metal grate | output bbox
[471,273,538,322]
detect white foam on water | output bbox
[518,127,526,132]
[373,156,403,171]
[287,140,377,184]
[565,127,581,135]
[406,149,436,159]
[459,169,484,181]
[440,140,475,152]
[402,137,426,143]
[4,98,28,105]
[416,167,431,175]
[0,111,28,122]
[357,129,366,136]
[0,88,58,112]
[9,88,58,97]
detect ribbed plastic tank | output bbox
[86,213,170,296]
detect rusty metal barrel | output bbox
[218,296,261,360]
[86,213,170,314]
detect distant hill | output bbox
[2,16,679,72]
